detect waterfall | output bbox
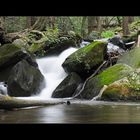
[0,82,7,95]
[36,47,78,99]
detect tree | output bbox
[31,16,48,31]
[48,16,56,29]
[88,16,96,34]
[0,94,65,110]
[96,16,102,32]
[81,16,87,37]
[0,16,5,30]
[26,16,36,28]
[0,16,6,44]
[122,16,129,36]
[128,16,134,23]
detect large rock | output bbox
[0,44,38,81]
[52,72,82,98]
[62,41,107,78]
[28,31,82,57]
[7,60,44,97]
[108,35,126,50]
[76,64,133,99]
[117,47,140,69]
[101,69,140,101]
[0,44,27,69]
[12,39,30,49]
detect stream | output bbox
[0,40,139,123]
[1,101,140,123]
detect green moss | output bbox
[0,44,22,65]
[28,43,43,53]
[102,87,123,101]
[101,71,140,101]
[78,63,133,99]
[80,41,106,53]
[96,64,132,85]
[0,44,21,56]
[63,41,107,74]
[118,48,140,68]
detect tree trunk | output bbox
[31,17,48,31]
[122,16,129,36]
[81,16,87,38]
[0,16,6,44]
[48,16,56,29]
[26,16,36,28]
[0,94,65,110]
[67,17,75,31]
[0,16,5,30]
[88,16,96,34]
[96,16,102,32]
[128,16,134,23]
[117,16,122,26]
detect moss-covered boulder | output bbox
[52,72,82,98]
[117,47,140,68]
[62,41,107,78]
[76,64,133,99]
[101,69,140,101]
[0,44,38,81]
[12,39,30,49]
[0,44,27,69]
[28,31,82,57]
[7,60,44,97]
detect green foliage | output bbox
[101,30,115,38]
[5,17,27,33]
[129,20,140,33]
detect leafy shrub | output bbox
[101,31,115,38]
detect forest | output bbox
[1,16,140,123]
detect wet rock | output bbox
[62,41,107,78]
[101,69,140,101]
[7,60,44,97]
[117,47,140,69]
[52,72,82,98]
[75,64,132,99]
[0,44,38,81]
[108,35,126,50]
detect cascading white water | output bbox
[0,82,7,95]
[36,47,78,99]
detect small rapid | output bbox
[36,47,78,99]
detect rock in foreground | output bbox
[76,64,132,99]
[52,72,82,98]
[62,41,107,78]
[8,60,44,97]
[101,69,140,101]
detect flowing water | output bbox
[1,101,140,123]
[36,47,78,99]
[0,41,140,123]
